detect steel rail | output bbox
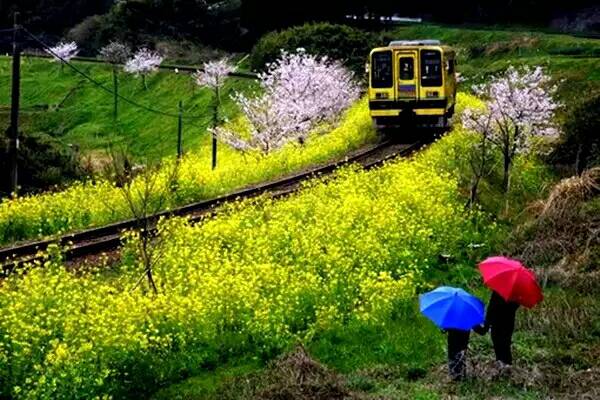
[0,139,422,273]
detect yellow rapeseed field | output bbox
[0,94,499,399]
[0,98,377,245]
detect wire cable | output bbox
[22,27,213,120]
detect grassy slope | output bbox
[385,24,600,117]
[152,25,600,400]
[0,56,256,160]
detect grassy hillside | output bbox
[383,24,600,112]
[0,56,256,161]
[2,25,597,163]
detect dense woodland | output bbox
[1,0,599,50]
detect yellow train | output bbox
[368,40,457,129]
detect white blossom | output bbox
[124,48,163,76]
[463,66,560,154]
[213,93,305,154]
[462,65,560,192]
[193,58,235,89]
[47,41,79,63]
[99,41,131,64]
[216,50,360,154]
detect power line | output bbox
[21,27,215,121]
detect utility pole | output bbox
[8,11,20,194]
[177,100,183,159]
[211,85,219,170]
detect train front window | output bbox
[399,57,414,80]
[371,51,393,88]
[420,50,442,87]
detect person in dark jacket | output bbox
[475,291,520,366]
[444,328,471,380]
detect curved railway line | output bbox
[0,138,425,274]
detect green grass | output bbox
[2,25,597,162]
[151,279,599,400]
[0,56,257,160]
[381,24,600,113]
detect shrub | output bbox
[552,95,600,173]
[249,23,376,75]
[66,15,113,56]
[0,131,86,196]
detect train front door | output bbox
[395,51,418,105]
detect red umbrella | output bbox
[478,256,543,308]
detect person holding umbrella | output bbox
[420,286,485,381]
[476,256,544,370]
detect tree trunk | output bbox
[502,152,511,194]
[468,175,481,208]
[142,231,158,294]
[113,67,119,122]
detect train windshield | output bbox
[420,50,442,87]
[399,57,414,80]
[371,51,393,88]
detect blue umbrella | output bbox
[419,286,485,330]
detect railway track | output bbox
[0,139,422,274]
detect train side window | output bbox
[399,57,414,80]
[371,51,393,88]
[420,50,443,87]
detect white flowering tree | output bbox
[46,41,79,72]
[124,48,163,90]
[217,93,303,154]
[193,58,236,168]
[100,41,132,119]
[100,41,131,64]
[214,49,360,154]
[462,66,560,195]
[461,109,495,207]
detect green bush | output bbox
[553,95,600,173]
[66,14,115,56]
[1,131,86,196]
[249,23,377,75]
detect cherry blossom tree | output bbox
[193,58,236,168]
[261,49,360,130]
[46,41,79,72]
[124,48,163,90]
[100,41,132,120]
[462,66,560,195]
[461,108,495,207]
[100,41,131,64]
[214,49,360,154]
[217,93,303,154]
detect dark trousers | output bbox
[491,328,513,365]
[447,329,470,380]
